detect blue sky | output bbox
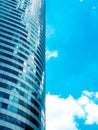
[46,0,98,130]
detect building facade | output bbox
[0,0,45,130]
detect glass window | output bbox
[8,105,18,113]
[25,125,34,130]
[0,126,12,130]
[5,115,16,124]
[9,95,19,104]
[0,65,18,76]
[0,44,13,52]
[30,116,39,128]
[3,93,9,99]
[2,103,8,109]
[0,74,17,83]
[0,58,23,70]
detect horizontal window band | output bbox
[0,101,40,126]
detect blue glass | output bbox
[0,0,45,130]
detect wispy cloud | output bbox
[80,0,83,2]
[46,90,98,130]
[46,49,58,61]
[46,25,55,39]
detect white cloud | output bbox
[95,92,98,98]
[46,91,98,130]
[46,94,84,130]
[85,103,98,125]
[46,49,58,61]
[82,90,94,98]
[80,0,83,2]
[46,25,55,39]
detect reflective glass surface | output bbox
[0,0,45,130]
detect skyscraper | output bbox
[0,0,45,130]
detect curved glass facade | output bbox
[0,0,45,130]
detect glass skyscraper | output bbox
[0,0,45,130]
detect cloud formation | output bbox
[46,49,58,61]
[46,90,98,130]
[80,0,83,2]
[46,25,55,39]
